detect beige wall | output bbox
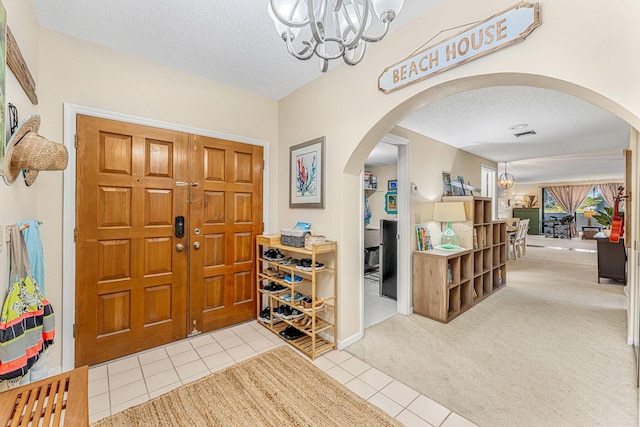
[5,0,640,368]
[0,0,42,365]
[394,127,497,248]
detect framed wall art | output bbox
[388,179,398,191]
[385,191,397,214]
[290,136,325,208]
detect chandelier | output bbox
[498,162,515,189]
[268,0,405,72]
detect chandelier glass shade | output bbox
[498,162,515,190]
[268,0,405,72]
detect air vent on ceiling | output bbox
[513,130,537,137]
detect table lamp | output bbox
[433,202,467,249]
[584,210,595,226]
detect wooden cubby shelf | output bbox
[255,235,337,359]
[413,196,507,323]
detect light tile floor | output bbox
[364,270,398,328]
[88,320,477,427]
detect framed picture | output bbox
[388,179,398,191]
[452,175,465,196]
[290,137,325,208]
[442,171,452,196]
[385,191,397,214]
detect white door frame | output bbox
[61,103,271,371]
[358,133,411,339]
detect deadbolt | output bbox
[176,243,185,252]
[193,241,201,249]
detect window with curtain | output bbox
[543,185,612,231]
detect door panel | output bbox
[189,136,263,332]
[76,115,189,366]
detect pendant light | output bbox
[498,162,515,190]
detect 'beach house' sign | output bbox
[378,2,541,94]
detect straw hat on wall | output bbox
[4,114,68,186]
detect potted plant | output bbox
[593,207,614,236]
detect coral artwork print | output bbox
[290,137,324,208]
[296,151,317,197]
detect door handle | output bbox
[176,243,185,252]
[193,242,201,249]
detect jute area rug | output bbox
[92,346,402,427]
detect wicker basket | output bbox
[304,235,327,250]
[280,229,312,247]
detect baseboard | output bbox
[337,330,364,350]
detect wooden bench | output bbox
[0,366,88,426]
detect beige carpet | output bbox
[348,244,638,427]
[91,346,402,427]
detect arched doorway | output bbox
[345,73,640,356]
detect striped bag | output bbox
[0,227,55,381]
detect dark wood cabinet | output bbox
[596,237,626,283]
[513,208,541,235]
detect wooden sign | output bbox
[379,2,540,94]
[7,26,38,105]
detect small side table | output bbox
[582,226,602,240]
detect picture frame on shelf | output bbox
[385,191,397,214]
[290,137,325,208]
[442,171,452,196]
[452,175,466,196]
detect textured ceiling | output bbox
[30,0,444,100]
[29,1,630,185]
[398,86,629,184]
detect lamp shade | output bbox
[432,202,467,222]
[583,210,596,218]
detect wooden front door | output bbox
[75,116,262,366]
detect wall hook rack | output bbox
[5,220,43,243]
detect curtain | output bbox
[546,185,593,215]
[597,183,624,207]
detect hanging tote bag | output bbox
[0,227,55,381]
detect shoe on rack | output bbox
[296,316,313,329]
[285,308,304,320]
[274,305,293,319]
[301,296,325,311]
[264,249,285,261]
[281,292,305,302]
[264,267,279,277]
[259,307,271,318]
[279,257,298,266]
[258,307,281,324]
[295,258,311,271]
[279,325,305,340]
[284,274,303,284]
[264,282,287,294]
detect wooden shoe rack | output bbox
[255,235,337,359]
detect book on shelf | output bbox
[415,225,433,251]
[447,264,453,284]
[473,228,478,250]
